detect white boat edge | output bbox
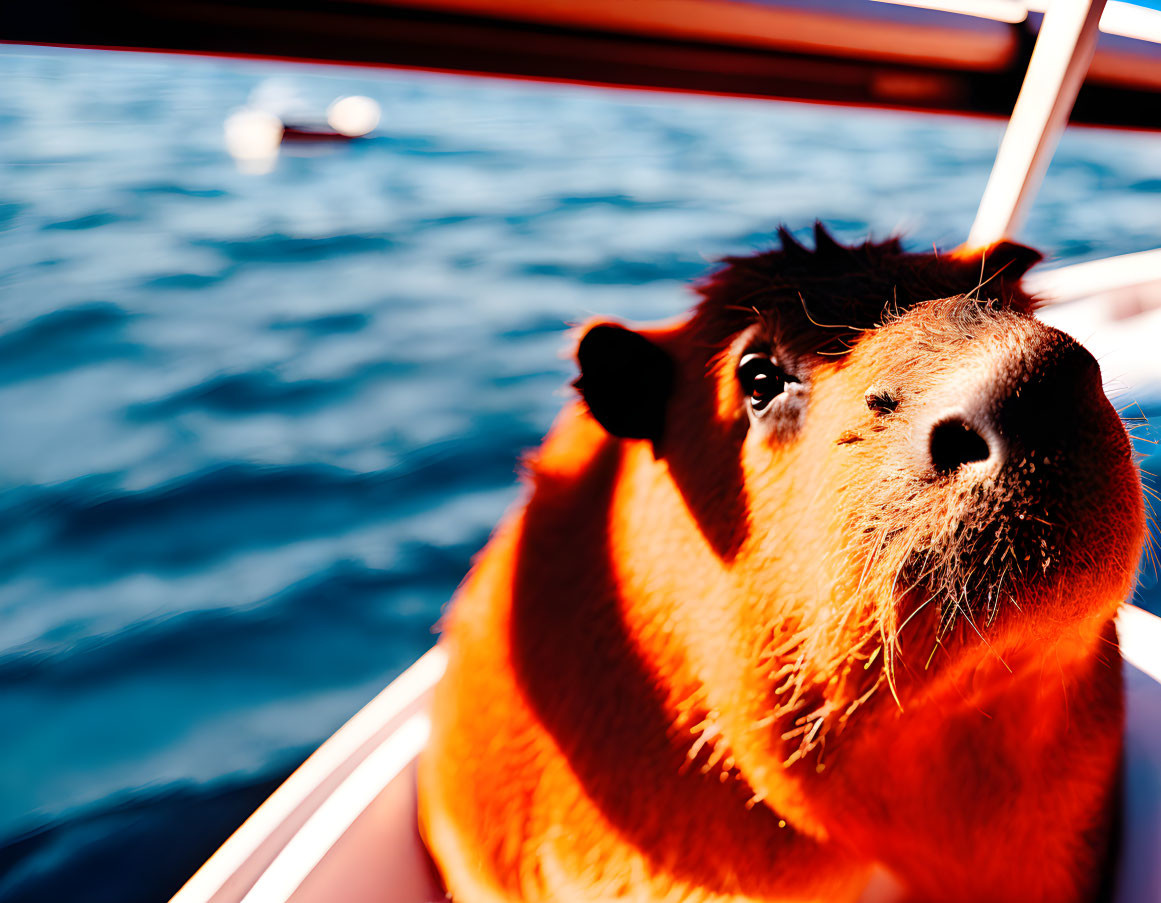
[169,646,448,903]
[169,604,1161,903]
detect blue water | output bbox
[2,46,1161,903]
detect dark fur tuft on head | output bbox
[695,224,1038,357]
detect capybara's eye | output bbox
[738,353,790,414]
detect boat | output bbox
[168,606,1161,903]
[6,0,1161,128]
[9,2,1161,901]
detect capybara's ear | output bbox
[964,240,1043,282]
[574,322,674,446]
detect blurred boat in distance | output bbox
[225,85,382,173]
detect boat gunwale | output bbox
[168,605,1161,903]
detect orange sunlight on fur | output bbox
[419,227,1144,903]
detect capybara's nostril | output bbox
[929,416,992,473]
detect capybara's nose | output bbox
[928,416,994,473]
[922,331,1104,477]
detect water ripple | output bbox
[0,304,139,384]
[195,232,397,263]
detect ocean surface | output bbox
[1,46,1160,903]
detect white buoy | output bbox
[224,108,284,173]
[326,96,381,138]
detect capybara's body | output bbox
[418,228,1145,903]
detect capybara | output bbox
[417,225,1145,903]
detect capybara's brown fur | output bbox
[418,226,1145,903]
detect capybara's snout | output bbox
[914,324,1113,482]
[848,300,1143,630]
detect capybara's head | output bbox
[575,225,1144,780]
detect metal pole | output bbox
[966,0,1107,248]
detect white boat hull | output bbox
[170,604,1161,903]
